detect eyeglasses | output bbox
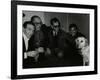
[53,25,59,28]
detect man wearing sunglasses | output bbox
[46,17,71,66]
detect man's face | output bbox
[25,24,35,38]
[70,27,77,36]
[52,22,59,32]
[32,17,42,30]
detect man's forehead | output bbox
[34,17,41,22]
[27,24,33,26]
[27,24,34,28]
[53,22,59,25]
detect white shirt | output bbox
[23,33,29,51]
[23,33,29,59]
[53,30,58,36]
[23,33,39,60]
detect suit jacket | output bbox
[23,24,49,68]
[48,28,71,51]
[33,24,49,48]
[47,28,83,66]
[23,35,37,68]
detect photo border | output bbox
[11,0,97,79]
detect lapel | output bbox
[23,38,26,52]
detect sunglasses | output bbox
[34,22,42,25]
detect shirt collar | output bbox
[23,33,29,41]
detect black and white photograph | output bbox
[11,1,97,79]
[22,11,90,68]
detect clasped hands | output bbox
[24,47,45,61]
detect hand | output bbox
[27,51,39,57]
[34,53,39,62]
[36,47,44,53]
[57,52,64,58]
[45,48,51,55]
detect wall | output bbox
[22,11,45,24]
[68,13,90,41]
[44,12,69,32]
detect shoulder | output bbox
[60,29,70,37]
[77,32,85,37]
[41,24,52,32]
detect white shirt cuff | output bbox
[24,52,27,59]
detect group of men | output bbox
[23,15,85,68]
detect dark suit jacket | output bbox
[23,35,38,68]
[33,24,49,49]
[23,24,49,68]
[47,28,83,66]
[48,28,70,52]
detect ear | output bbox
[85,38,88,47]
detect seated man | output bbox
[30,15,49,65]
[47,18,72,66]
[47,19,84,67]
[67,23,86,66]
[23,21,39,68]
